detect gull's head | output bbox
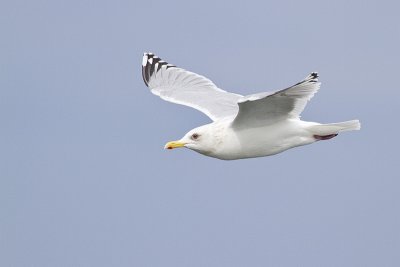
[164,124,221,155]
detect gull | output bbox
[141,53,360,160]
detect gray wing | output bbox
[232,73,320,127]
[142,53,242,121]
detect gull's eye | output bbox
[191,133,199,140]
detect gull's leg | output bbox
[313,134,338,141]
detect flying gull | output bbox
[141,53,360,160]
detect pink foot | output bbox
[313,134,338,140]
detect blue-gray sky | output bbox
[1,0,399,266]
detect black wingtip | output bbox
[141,53,176,87]
[304,72,319,83]
[310,72,318,79]
[292,72,319,87]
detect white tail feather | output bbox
[309,120,361,136]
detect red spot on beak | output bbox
[167,146,173,149]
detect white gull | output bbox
[142,53,360,160]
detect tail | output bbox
[308,120,361,139]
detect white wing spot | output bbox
[142,54,148,66]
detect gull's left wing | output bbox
[232,73,321,127]
[142,53,242,121]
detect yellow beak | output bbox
[164,141,186,150]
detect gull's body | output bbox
[141,53,360,160]
[199,119,316,160]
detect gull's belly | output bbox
[212,120,315,160]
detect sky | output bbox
[1,0,399,266]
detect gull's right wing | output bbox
[233,73,321,127]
